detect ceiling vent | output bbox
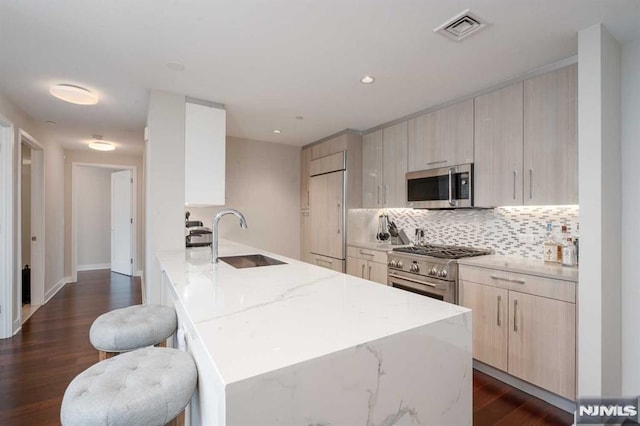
[434,9,489,41]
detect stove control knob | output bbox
[396,261,403,269]
[389,260,397,268]
[429,267,438,276]
[410,263,420,273]
[438,269,448,278]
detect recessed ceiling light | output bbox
[273,129,281,134]
[45,120,57,125]
[360,75,375,84]
[49,84,99,105]
[295,116,304,121]
[88,141,115,151]
[166,61,185,71]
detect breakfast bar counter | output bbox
[157,240,472,425]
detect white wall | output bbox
[578,23,622,397]
[64,150,144,276]
[0,91,65,337]
[21,145,31,268]
[621,37,640,395]
[145,90,186,304]
[75,166,118,268]
[188,136,301,259]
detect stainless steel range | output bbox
[387,244,491,304]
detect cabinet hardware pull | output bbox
[513,299,518,332]
[448,168,455,207]
[361,264,365,278]
[426,160,447,166]
[490,275,526,284]
[307,191,310,206]
[529,169,534,199]
[497,295,502,326]
[384,185,388,205]
[513,170,517,200]
[317,257,333,265]
[368,265,372,280]
[359,250,374,257]
[337,203,341,234]
[377,186,381,205]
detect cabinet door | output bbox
[382,121,408,207]
[508,291,576,400]
[362,130,383,208]
[408,99,473,172]
[524,64,578,205]
[309,171,344,260]
[300,147,311,209]
[474,83,524,207]
[300,210,312,263]
[346,257,367,278]
[460,281,508,371]
[367,261,388,285]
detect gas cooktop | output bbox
[392,244,491,259]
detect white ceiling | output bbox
[1,0,639,153]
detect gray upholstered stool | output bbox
[61,347,197,426]
[90,304,177,361]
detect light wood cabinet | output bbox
[474,83,524,207]
[309,167,344,261]
[300,147,311,209]
[407,99,473,172]
[523,64,578,205]
[346,246,388,285]
[362,122,408,208]
[300,210,312,263]
[459,265,576,400]
[311,253,345,272]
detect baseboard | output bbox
[45,277,67,303]
[473,360,576,414]
[77,263,110,271]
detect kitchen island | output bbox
[158,241,472,425]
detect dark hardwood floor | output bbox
[0,270,573,425]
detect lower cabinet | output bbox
[460,265,576,400]
[346,246,388,285]
[311,253,345,272]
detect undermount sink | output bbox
[219,254,286,269]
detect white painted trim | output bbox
[0,113,15,339]
[71,162,138,281]
[473,361,576,413]
[44,277,67,303]
[77,263,111,271]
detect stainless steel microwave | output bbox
[406,163,473,209]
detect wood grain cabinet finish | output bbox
[362,122,408,208]
[300,210,312,263]
[474,83,524,207]
[346,246,388,285]
[300,147,311,209]
[523,64,578,205]
[407,99,473,172]
[459,265,576,401]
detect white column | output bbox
[578,23,622,397]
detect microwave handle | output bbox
[448,168,456,207]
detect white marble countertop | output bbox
[158,240,469,385]
[457,254,579,282]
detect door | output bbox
[111,170,133,276]
[382,121,408,207]
[300,210,312,263]
[309,170,344,260]
[346,257,367,278]
[460,281,508,371]
[508,291,576,400]
[362,130,383,208]
[367,261,388,285]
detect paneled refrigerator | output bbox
[309,151,346,272]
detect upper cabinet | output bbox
[523,64,578,205]
[300,146,311,209]
[474,83,524,207]
[184,102,226,206]
[362,121,408,208]
[407,99,473,172]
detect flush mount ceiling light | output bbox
[273,129,281,134]
[434,9,489,41]
[49,84,99,105]
[360,75,375,84]
[88,141,115,151]
[166,61,185,71]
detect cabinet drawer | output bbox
[459,265,575,303]
[311,253,345,273]
[346,246,388,264]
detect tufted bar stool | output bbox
[89,304,177,361]
[61,347,197,426]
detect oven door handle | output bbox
[388,273,441,288]
[448,168,456,207]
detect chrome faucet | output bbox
[212,208,248,263]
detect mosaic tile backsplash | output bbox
[348,206,579,260]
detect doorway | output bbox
[17,130,45,326]
[71,163,137,281]
[0,113,14,338]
